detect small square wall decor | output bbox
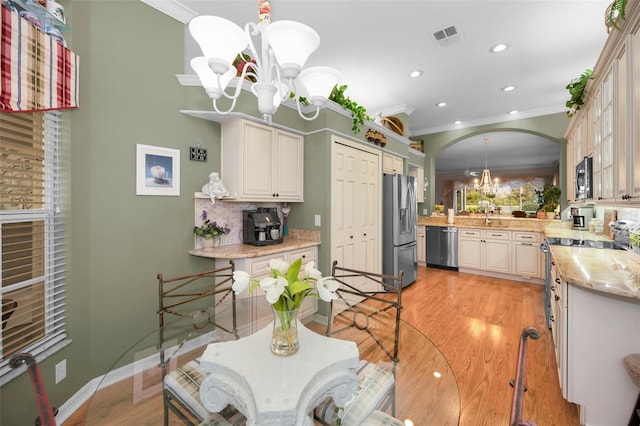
[136,144,180,196]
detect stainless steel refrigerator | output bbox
[383,173,418,288]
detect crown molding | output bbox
[140,0,197,24]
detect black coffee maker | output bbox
[243,208,283,246]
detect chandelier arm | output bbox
[212,96,240,115]
[295,99,321,121]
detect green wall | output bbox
[0,2,570,424]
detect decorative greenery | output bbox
[565,68,593,117]
[232,258,338,330]
[630,229,640,248]
[606,0,627,31]
[566,69,593,117]
[193,210,230,239]
[542,204,556,213]
[329,85,372,134]
[542,184,561,210]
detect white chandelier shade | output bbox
[188,13,340,123]
[263,20,320,79]
[189,16,249,75]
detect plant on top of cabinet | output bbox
[329,84,371,134]
[605,0,627,32]
[565,68,593,117]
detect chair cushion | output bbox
[361,410,405,426]
[198,413,233,426]
[315,360,395,426]
[164,359,209,420]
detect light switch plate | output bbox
[314,215,321,227]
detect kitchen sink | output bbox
[545,237,625,250]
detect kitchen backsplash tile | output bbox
[194,199,282,246]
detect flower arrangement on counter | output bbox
[232,258,339,330]
[193,210,230,240]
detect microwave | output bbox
[575,157,593,200]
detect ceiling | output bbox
[143,0,611,173]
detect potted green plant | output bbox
[541,184,561,219]
[194,210,230,248]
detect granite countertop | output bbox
[189,238,320,259]
[549,246,640,299]
[419,214,640,300]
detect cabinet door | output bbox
[600,68,615,200]
[615,47,628,200]
[513,242,540,278]
[383,153,403,174]
[458,237,482,269]
[274,130,304,201]
[408,166,424,203]
[484,239,511,274]
[242,121,275,199]
[416,226,425,265]
[632,25,640,198]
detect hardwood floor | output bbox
[63,265,579,425]
[402,266,580,426]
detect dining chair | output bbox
[314,261,403,426]
[156,260,242,426]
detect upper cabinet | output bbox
[383,152,403,174]
[221,118,304,202]
[408,166,425,203]
[565,2,640,203]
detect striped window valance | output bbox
[0,4,79,113]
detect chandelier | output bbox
[188,0,340,123]
[474,137,500,195]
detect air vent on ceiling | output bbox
[433,25,462,46]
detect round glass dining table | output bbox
[83,296,460,425]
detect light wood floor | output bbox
[63,266,579,425]
[403,266,580,426]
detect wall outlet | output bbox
[422,208,428,215]
[55,359,66,384]
[314,214,321,227]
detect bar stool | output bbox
[624,353,640,426]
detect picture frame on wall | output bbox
[136,144,180,196]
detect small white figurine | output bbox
[201,172,229,203]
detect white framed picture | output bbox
[136,144,180,196]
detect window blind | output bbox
[0,111,67,385]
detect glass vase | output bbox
[271,307,299,356]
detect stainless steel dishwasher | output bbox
[425,226,458,270]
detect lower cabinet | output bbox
[459,228,544,280]
[512,232,542,279]
[217,246,318,333]
[560,280,640,425]
[417,226,426,266]
[458,228,511,274]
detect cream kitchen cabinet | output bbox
[408,165,425,203]
[512,232,542,279]
[383,152,403,174]
[458,228,511,274]
[220,246,318,333]
[416,226,425,266]
[221,118,304,202]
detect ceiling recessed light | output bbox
[502,85,515,92]
[490,43,509,53]
[509,110,518,115]
[436,102,447,107]
[409,69,423,78]
[453,120,462,125]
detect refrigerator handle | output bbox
[408,177,417,229]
